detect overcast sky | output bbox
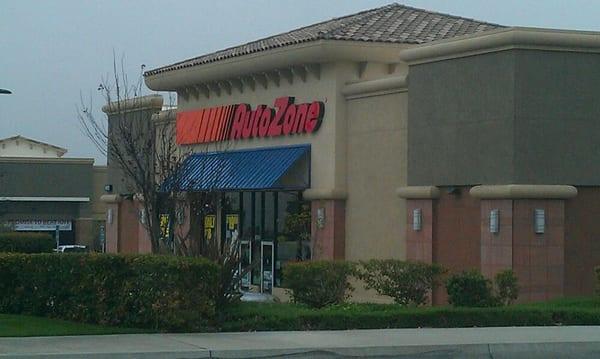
[1,0,599,164]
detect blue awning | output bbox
[164,145,310,191]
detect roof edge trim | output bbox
[470,184,578,199]
[396,186,441,199]
[400,27,600,65]
[145,40,407,91]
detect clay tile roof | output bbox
[145,3,504,76]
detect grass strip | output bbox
[0,313,150,337]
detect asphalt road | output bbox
[1,326,600,358]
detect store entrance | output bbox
[219,191,310,294]
[261,241,274,294]
[188,190,312,294]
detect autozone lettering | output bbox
[176,97,324,145]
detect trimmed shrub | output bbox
[0,253,220,331]
[221,300,600,332]
[357,260,446,306]
[283,261,355,308]
[0,232,55,253]
[494,269,519,305]
[446,270,495,307]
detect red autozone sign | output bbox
[176,97,325,145]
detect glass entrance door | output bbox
[240,240,252,290]
[261,241,274,294]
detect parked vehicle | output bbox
[55,245,88,253]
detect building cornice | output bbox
[0,157,95,165]
[145,40,409,91]
[152,109,177,124]
[399,27,600,65]
[303,188,348,201]
[102,95,163,115]
[396,186,441,199]
[470,184,578,199]
[100,194,122,203]
[342,75,408,99]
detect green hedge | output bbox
[283,261,355,308]
[0,232,55,253]
[357,260,446,306]
[220,301,600,332]
[0,253,220,331]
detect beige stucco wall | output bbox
[172,60,408,261]
[178,62,355,196]
[345,91,407,261]
[151,52,410,302]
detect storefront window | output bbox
[239,192,252,289]
[264,192,275,240]
[233,190,311,289]
[241,192,253,241]
[251,192,261,285]
[275,192,311,287]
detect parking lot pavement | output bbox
[1,326,600,358]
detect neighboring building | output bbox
[0,135,107,249]
[0,135,67,158]
[104,3,600,303]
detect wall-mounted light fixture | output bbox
[140,209,147,224]
[176,207,185,225]
[316,207,326,229]
[412,208,422,231]
[447,187,461,195]
[489,209,499,233]
[534,208,545,234]
[104,184,113,193]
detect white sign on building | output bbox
[7,220,72,231]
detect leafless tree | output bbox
[78,55,245,306]
[165,143,244,307]
[77,54,186,253]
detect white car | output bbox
[55,245,88,253]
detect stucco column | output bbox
[304,189,347,260]
[479,199,514,278]
[405,200,433,264]
[309,199,345,260]
[134,197,153,254]
[100,195,121,253]
[174,199,191,248]
[396,186,440,263]
[471,185,576,302]
[512,199,566,302]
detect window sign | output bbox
[226,214,239,242]
[159,214,171,239]
[204,215,216,240]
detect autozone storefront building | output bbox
[104,4,600,303]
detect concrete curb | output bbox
[3,327,600,358]
[5,342,600,359]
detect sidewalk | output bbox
[1,326,600,358]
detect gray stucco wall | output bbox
[407,51,516,186]
[0,201,81,221]
[408,49,600,186]
[0,161,93,197]
[513,50,600,185]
